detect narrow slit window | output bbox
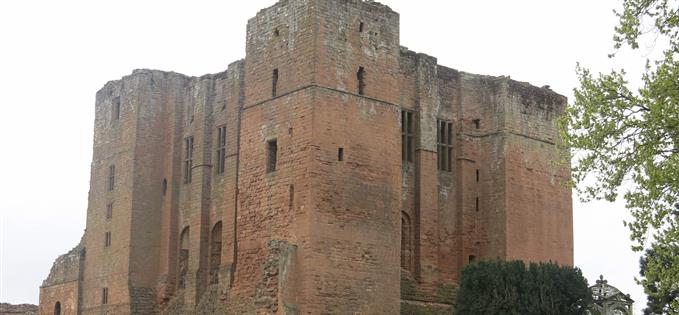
[289,185,294,210]
[401,212,412,271]
[359,22,364,33]
[162,179,167,196]
[338,148,344,161]
[216,126,227,174]
[475,197,479,212]
[112,97,120,122]
[184,137,194,184]
[267,139,278,173]
[104,231,111,247]
[357,67,366,95]
[106,203,113,219]
[437,120,453,171]
[108,165,115,191]
[473,119,481,129]
[401,111,414,163]
[102,287,109,305]
[272,69,279,97]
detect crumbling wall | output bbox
[39,237,84,315]
[0,303,38,315]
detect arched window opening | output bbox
[178,227,190,289]
[401,212,412,271]
[54,302,61,315]
[357,67,366,95]
[209,222,223,284]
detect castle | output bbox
[39,0,573,314]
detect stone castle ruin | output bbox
[39,0,572,314]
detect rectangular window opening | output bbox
[267,139,278,173]
[401,111,415,163]
[272,69,279,97]
[469,255,476,263]
[106,203,113,219]
[184,137,194,184]
[289,184,294,210]
[108,165,115,191]
[476,169,480,182]
[473,119,481,129]
[104,231,111,247]
[359,22,364,33]
[112,97,120,122]
[357,67,366,95]
[437,120,453,171]
[338,147,344,161]
[216,126,227,174]
[475,197,479,212]
[102,287,109,305]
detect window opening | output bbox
[475,197,479,212]
[359,22,364,33]
[54,302,61,315]
[401,212,413,271]
[272,69,279,97]
[112,97,120,122]
[476,169,480,182]
[104,231,111,247]
[473,119,481,129]
[289,185,294,210]
[338,148,344,161]
[266,139,278,173]
[184,137,194,184]
[102,288,109,305]
[216,126,227,174]
[437,120,453,171]
[401,111,414,163]
[108,165,115,191]
[469,255,476,263]
[162,179,167,196]
[179,227,190,289]
[106,203,113,219]
[209,222,222,284]
[357,67,366,95]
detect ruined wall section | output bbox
[295,1,402,313]
[126,70,195,314]
[244,0,316,106]
[78,72,149,314]
[314,0,400,103]
[304,89,401,314]
[39,239,84,315]
[207,61,245,297]
[502,81,572,265]
[452,71,510,265]
[233,87,313,314]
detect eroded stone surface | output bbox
[39,0,571,314]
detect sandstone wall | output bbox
[39,0,572,314]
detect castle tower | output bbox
[233,0,402,313]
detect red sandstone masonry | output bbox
[39,0,572,314]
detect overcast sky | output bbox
[0,0,654,312]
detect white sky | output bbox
[0,0,654,313]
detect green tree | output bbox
[559,0,679,312]
[455,260,591,315]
